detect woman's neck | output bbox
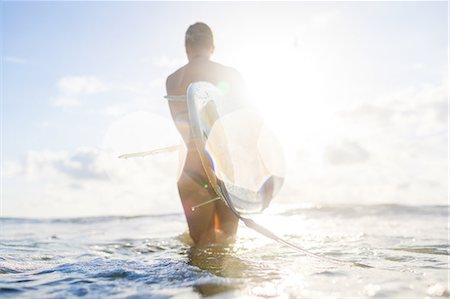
[188,53,211,62]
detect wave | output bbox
[1,204,448,224]
[275,203,449,218]
[0,213,184,224]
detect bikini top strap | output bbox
[164,95,187,102]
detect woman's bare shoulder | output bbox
[167,65,187,82]
[166,65,188,94]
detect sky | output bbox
[1,1,448,218]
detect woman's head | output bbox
[185,22,214,58]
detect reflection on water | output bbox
[187,242,289,297]
[0,204,448,298]
[188,245,248,278]
[188,245,245,297]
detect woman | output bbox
[165,22,245,246]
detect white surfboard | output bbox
[186,81,284,214]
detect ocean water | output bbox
[0,204,448,298]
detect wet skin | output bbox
[166,55,245,246]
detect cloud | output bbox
[7,77,447,217]
[3,148,110,181]
[102,105,127,117]
[310,11,341,27]
[3,145,183,218]
[51,75,166,110]
[410,62,425,71]
[53,96,81,108]
[3,56,27,64]
[20,150,66,177]
[149,76,166,89]
[153,55,185,69]
[339,104,394,127]
[431,100,448,124]
[51,75,109,108]
[324,140,370,165]
[4,110,183,218]
[53,148,109,180]
[58,76,108,94]
[278,80,448,206]
[340,81,448,135]
[3,160,22,177]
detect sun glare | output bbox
[222,32,347,164]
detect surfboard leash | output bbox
[238,216,371,268]
[214,182,371,268]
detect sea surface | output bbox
[0,204,448,298]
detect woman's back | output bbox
[166,57,244,147]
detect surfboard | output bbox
[186,81,370,268]
[186,81,284,214]
[117,144,181,159]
